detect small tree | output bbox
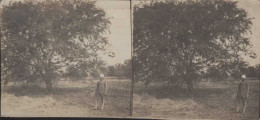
[112,59,132,79]
[256,64,260,79]
[107,66,116,77]
[246,64,260,79]
[133,0,255,95]
[123,60,132,79]
[1,0,111,93]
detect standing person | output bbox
[236,74,249,113]
[94,74,107,110]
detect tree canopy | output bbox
[1,0,111,92]
[133,0,256,94]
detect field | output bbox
[133,79,259,120]
[1,78,131,117]
[1,78,259,119]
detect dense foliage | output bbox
[133,0,255,94]
[1,0,111,92]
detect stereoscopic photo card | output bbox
[1,0,259,120]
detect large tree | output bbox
[1,0,111,92]
[133,0,256,94]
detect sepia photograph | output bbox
[1,0,132,117]
[1,0,260,119]
[133,0,259,119]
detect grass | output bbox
[133,80,259,119]
[1,78,259,119]
[1,78,131,117]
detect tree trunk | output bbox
[44,78,53,94]
[187,81,194,93]
[185,78,195,98]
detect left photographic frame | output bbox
[1,0,132,118]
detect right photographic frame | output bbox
[132,0,260,119]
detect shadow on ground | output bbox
[4,84,93,97]
[135,83,232,101]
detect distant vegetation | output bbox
[106,60,132,79]
[245,64,260,79]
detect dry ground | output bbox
[1,78,259,119]
[133,79,259,120]
[1,78,131,117]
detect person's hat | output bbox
[241,74,246,79]
[100,74,104,79]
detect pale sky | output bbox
[96,1,131,66]
[237,0,260,66]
